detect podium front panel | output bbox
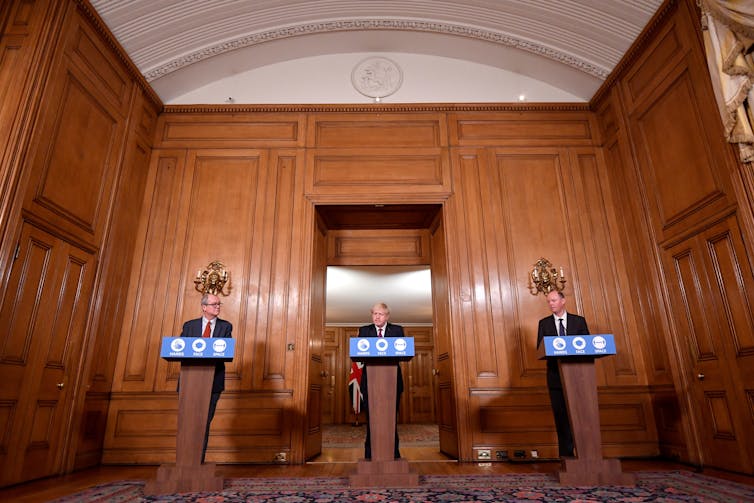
[160,336,235,361]
[349,337,415,359]
[540,334,616,358]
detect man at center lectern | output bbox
[537,290,590,458]
[180,293,233,463]
[358,302,404,460]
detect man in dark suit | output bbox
[358,302,404,460]
[180,293,233,463]
[537,290,590,458]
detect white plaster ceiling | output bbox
[90,0,664,102]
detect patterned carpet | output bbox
[51,472,754,502]
[323,423,438,447]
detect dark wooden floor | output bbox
[2,446,753,502]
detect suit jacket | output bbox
[180,317,233,393]
[537,312,589,388]
[358,322,404,409]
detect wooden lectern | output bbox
[348,337,419,487]
[541,334,635,486]
[145,337,234,495]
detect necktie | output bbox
[558,318,566,337]
[203,322,211,338]
[378,327,383,337]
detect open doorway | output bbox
[308,204,453,463]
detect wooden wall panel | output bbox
[306,148,451,200]
[621,3,735,243]
[21,7,131,244]
[327,229,430,265]
[113,150,187,391]
[449,110,598,147]
[631,68,730,233]
[1,0,749,476]
[106,148,314,463]
[602,129,673,382]
[567,150,645,383]
[443,142,657,460]
[593,0,754,471]
[0,0,63,247]
[0,0,160,484]
[308,113,446,148]
[102,392,294,464]
[154,112,306,149]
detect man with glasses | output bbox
[180,293,233,463]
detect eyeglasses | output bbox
[203,302,222,307]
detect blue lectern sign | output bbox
[541,334,616,357]
[349,337,415,358]
[160,336,235,361]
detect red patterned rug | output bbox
[323,423,438,447]
[50,471,754,502]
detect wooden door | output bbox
[0,223,95,486]
[322,343,338,424]
[402,347,435,423]
[429,215,458,457]
[663,217,754,473]
[304,217,327,460]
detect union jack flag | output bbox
[348,361,364,414]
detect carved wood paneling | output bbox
[154,112,306,149]
[102,392,294,464]
[66,16,130,114]
[567,149,642,382]
[306,147,451,200]
[622,21,686,110]
[662,216,754,472]
[631,69,730,233]
[8,0,754,476]
[622,3,735,243]
[603,131,673,381]
[21,6,130,245]
[307,113,447,148]
[327,229,430,265]
[0,0,64,248]
[449,111,597,147]
[0,223,95,485]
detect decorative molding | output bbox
[143,19,610,82]
[351,57,403,100]
[74,0,163,109]
[162,102,591,114]
[590,0,679,107]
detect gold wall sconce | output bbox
[194,261,230,296]
[529,257,566,295]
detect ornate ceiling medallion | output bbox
[351,57,403,101]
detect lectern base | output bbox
[558,457,636,486]
[144,463,224,495]
[349,458,419,487]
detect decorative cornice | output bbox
[590,0,679,107]
[144,19,611,82]
[75,0,163,110]
[163,102,591,114]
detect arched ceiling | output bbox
[90,0,664,102]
